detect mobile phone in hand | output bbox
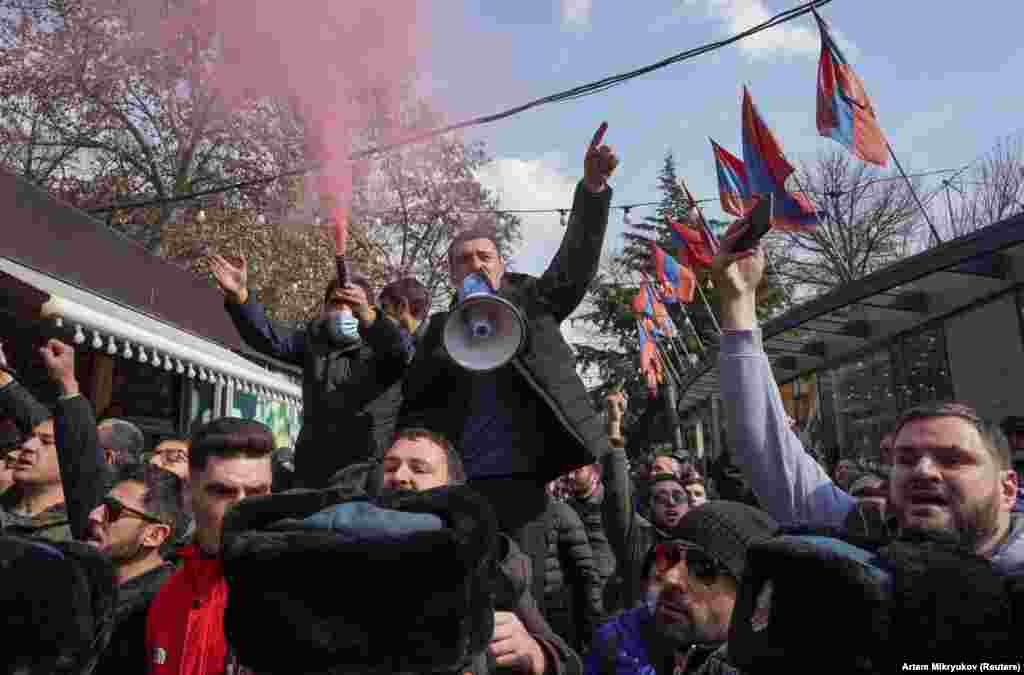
[731,194,774,252]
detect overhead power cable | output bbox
[88,0,834,215]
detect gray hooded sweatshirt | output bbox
[718,329,1024,576]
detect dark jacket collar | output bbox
[116,561,176,618]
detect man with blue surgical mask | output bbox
[398,122,620,613]
[209,254,408,489]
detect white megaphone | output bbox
[443,273,527,372]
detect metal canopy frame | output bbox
[676,209,1024,412]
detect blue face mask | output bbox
[325,308,360,343]
[458,272,495,301]
[457,273,498,340]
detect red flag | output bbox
[741,86,821,232]
[668,221,713,268]
[710,138,753,218]
[638,319,663,398]
[814,10,888,166]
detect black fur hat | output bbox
[0,536,118,675]
[876,531,1016,665]
[728,534,892,673]
[221,484,499,674]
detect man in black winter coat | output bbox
[566,462,615,593]
[209,255,408,488]
[600,391,699,614]
[398,123,619,611]
[87,463,184,674]
[544,498,605,653]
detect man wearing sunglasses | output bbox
[601,390,698,615]
[87,462,185,674]
[586,502,778,675]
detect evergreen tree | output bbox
[575,151,785,444]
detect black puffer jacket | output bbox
[225,302,408,488]
[543,500,604,651]
[566,484,615,591]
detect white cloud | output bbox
[474,154,578,278]
[680,0,857,61]
[561,0,592,29]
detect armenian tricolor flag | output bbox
[741,86,821,232]
[650,242,696,304]
[814,10,888,167]
[710,138,753,218]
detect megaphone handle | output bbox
[335,254,348,288]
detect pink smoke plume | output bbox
[103,0,427,252]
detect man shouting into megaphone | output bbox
[398,123,619,612]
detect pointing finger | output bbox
[589,122,608,152]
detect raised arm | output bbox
[209,253,307,365]
[41,340,106,541]
[599,390,635,579]
[535,123,616,323]
[0,340,51,433]
[712,221,855,529]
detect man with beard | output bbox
[711,217,1023,573]
[566,461,616,598]
[88,463,184,673]
[585,502,778,675]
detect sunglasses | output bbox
[654,542,726,581]
[652,490,688,507]
[103,496,165,525]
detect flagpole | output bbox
[695,282,721,335]
[886,141,943,246]
[678,178,724,335]
[678,305,705,352]
[763,244,795,308]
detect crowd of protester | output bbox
[3,128,1024,674]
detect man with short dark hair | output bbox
[378,431,582,675]
[381,427,467,491]
[601,390,691,614]
[145,417,274,674]
[1,339,107,543]
[399,124,619,612]
[210,253,409,488]
[566,461,616,599]
[711,217,1023,573]
[379,276,431,362]
[89,462,184,674]
[97,417,146,466]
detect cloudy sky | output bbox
[420,0,1024,277]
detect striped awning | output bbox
[0,257,302,407]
